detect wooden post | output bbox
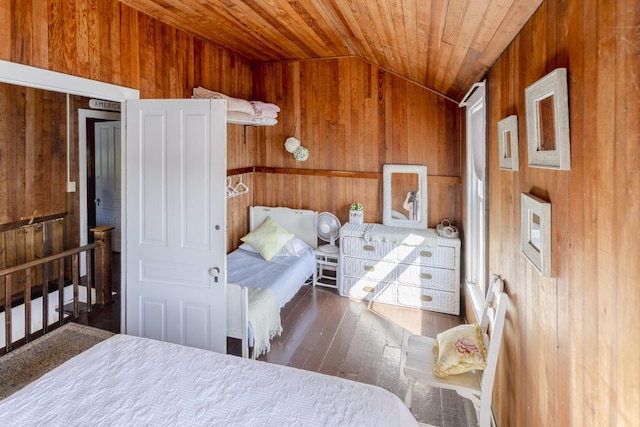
[90,226,114,307]
[4,275,12,353]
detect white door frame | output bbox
[0,60,140,333]
[78,110,121,254]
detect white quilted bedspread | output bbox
[0,334,418,427]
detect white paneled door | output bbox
[126,99,227,353]
[94,120,122,252]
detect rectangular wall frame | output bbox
[520,193,551,276]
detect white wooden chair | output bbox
[403,277,509,427]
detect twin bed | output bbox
[226,206,318,358]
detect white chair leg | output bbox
[478,399,491,427]
[404,377,416,408]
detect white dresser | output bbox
[338,223,461,315]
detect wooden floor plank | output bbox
[335,300,377,382]
[283,288,335,368]
[300,289,352,372]
[377,320,407,395]
[316,296,364,376]
[262,285,330,365]
[256,286,474,425]
[356,309,390,386]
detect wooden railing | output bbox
[0,214,66,308]
[0,227,113,354]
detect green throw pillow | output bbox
[240,216,295,261]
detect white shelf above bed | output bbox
[227,118,276,126]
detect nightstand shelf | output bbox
[314,245,339,289]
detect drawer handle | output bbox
[363,286,375,293]
[420,250,433,257]
[363,245,375,252]
[363,265,375,272]
[420,295,433,302]
[420,273,432,280]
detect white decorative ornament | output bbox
[293,146,309,161]
[284,137,300,153]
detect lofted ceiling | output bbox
[119,0,543,101]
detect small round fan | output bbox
[317,212,341,254]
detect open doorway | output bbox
[78,110,122,332]
[78,109,121,254]
[0,59,139,335]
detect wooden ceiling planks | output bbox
[441,0,468,45]
[424,0,447,90]
[301,1,358,56]
[119,0,543,101]
[437,0,488,95]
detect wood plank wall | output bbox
[0,0,254,252]
[484,0,640,425]
[0,216,65,307]
[0,84,67,224]
[0,84,107,256]
[250,57,461,235]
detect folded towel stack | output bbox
[192,86,279,125]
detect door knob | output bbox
[209,266,220,283]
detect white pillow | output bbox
[240,237,310,257]
[433,323,487,377]
[240,216,294,261]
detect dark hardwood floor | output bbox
[260,285,475,427]
[76,256,475,426]
[73,253,121,334]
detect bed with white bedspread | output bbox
[226,206,318,358]
[0,334,418,426]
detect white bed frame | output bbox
[227,206,318,357]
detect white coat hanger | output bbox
[235,175,249,194]
[226,174,250,198]
[226,176,235,198]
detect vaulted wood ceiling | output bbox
[119,0,543,101]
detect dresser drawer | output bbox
[396,285,457,313]
[395,244,457,268]
[341,236,397,261]
[342,256,396,282]
[338,223,460,315]
[341,277,396,304]
[396,265,457,290]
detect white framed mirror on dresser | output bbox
[382,164,428,228]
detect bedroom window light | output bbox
[460,81,487,322]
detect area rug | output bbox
[0,323,114,399]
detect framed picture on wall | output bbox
[498,115,519,171]
[520,193,552,276]
[525,68,571,170]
